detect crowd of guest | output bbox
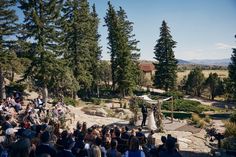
[0,93,182,157]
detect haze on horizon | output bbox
[16,0,236,61]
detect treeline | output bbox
[178,64,228,71]
[0,0,141,102]
[1,0,236,103]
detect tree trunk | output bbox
[171,97,174,123]
[97,85,100,98]
[11,68,14,82]
[0,67,6,99]
[42,85,48,105]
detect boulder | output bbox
[95,108,107,117]
[82,107,107,117]
[114,108,133,119]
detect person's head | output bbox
[114,128,120,138]
[91,145,101,157]
[161,136,167,144]
[150,130,154,135]
[82,122,87,131]
[87,128,93,134]
[10,138,31,157]
[166,137,176,151]
[95,137,102,146]
[76,121,82,130]
[64,137,75,150]
[111,139,118,149]
[40,131,50,143]
[61,130,69,139]
[125,126,129,132]
[129,136,140,151]
[5,114,12,121]
[138,127,142,132]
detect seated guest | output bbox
[57,137,75,157]
[35,131,57,157]
[2,115,13,131]
[106,139,121,157]
[159,137,182,157]
[72,133,88,157]
[157,136,167,153]
[123,137,145,157]
[9,138,31,157]
[136,128,146,145]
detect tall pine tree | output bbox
[105,2,140,96]
[228,35,236,99]
[116,7,140,96]
[154,21,178,91]
[90,4,102,97]
[19,0,63,103]
[61,0,100,98]
[0,0,19,99]
[104,1,118,91]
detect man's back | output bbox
[36,144,57,157]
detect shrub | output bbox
[197,120,206,128]
[162,91,184,99]
[162,111,192,119]
[63,97,78,107]
[192,113,201,124]
[204,115,211,123]
[224,121,236,138]
[92,98,103,105]
[6,82,27,95]
[230,111,236,123]
[162,99,215,114]
[222,136,236,150]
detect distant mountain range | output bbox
[177,58,230,66]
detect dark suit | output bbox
[141,105,148,127]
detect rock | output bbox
[114,108,133,119]
[82,107,107,117]
[84,110,96,115]
[95,108,107,117]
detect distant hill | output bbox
[177,59,191,64]
[189,58,230,66]
[139,58,230,66]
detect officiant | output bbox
[141,104,148,127]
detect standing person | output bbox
[123,137,145,157]
[147,106,157,131]
[106,140,121,157]
[141,104,148,127]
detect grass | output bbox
[177,69,228,83]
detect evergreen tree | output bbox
[61,0,99,99]
[228,35,236,99]
[116,7,140,96]
[19,0,63,103]
[90,4,102,97]
[205,73,224,100]
[154,21,178,91]
[185,68,205,96]
[0,0,19,99]
[105,2,140,96]
[104,1,119,90]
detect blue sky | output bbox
[16,0,236,60]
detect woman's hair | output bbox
[90,145,101,157]
[129,136,140,151]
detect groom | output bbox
[141,104,148,127]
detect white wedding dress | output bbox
[147,110,157,130]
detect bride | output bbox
[147,106,157,130]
